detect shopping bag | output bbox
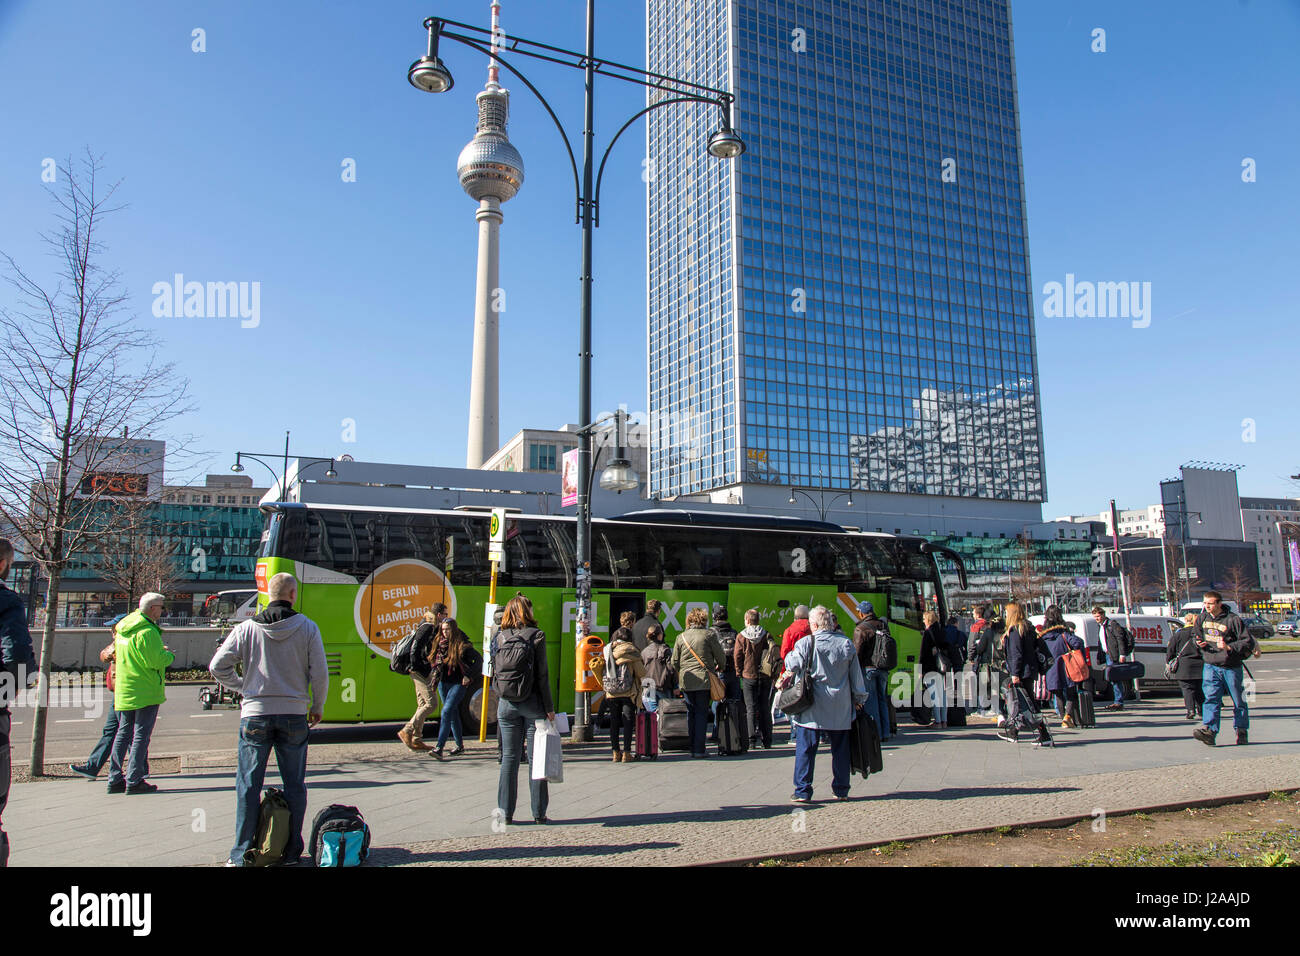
[552,712,571,735]
[530,719,564,783]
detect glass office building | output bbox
[647,0,1046,519]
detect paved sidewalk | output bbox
[6,692,1298,866]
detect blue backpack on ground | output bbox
[309,804,371,867]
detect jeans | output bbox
[437,680,466,750]
[231,714,310,863]
[496,697,548,821]
[403,672,436,739]
[108,704,159,788]
[923,672,947,724]
[741,676,773,747]
[1111,676,1125,705]
[792,724,850,799]
[85,698,121,775]
[1201,664,1248,735]
[862,668,892,741]
[684,689,711,756]
[609,697,635,752]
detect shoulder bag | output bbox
[680,633,726,702]
[775,637,817,715]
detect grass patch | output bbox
[1073,825,1300,867]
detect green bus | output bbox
[254,502,968,724]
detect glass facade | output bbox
[647,0,1045,503]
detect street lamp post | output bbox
[408,4,743,741]
[787,486,854,524]
[230,430,337,501]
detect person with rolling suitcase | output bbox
[1040,605,1085,729]
[996,602,1052,747]
[657,696,691,752]
[1092,606,1135,711]
[597,614,646,763]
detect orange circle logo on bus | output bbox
[353,559,456,658]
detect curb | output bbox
[701,786,1300,867]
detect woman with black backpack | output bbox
[429,618,482,761]
[491,594,554,825]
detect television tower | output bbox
[460,0,525,467]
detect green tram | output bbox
[254,503,968,724]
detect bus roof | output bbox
[260,501,911,540]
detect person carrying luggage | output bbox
[1039,605,1085,728]
[710,605,742,702]
[734,608,775,749]
[1092,606,1134,711]
[784,606,867,802]
[598,613,647,762]
[997,602,1052,746]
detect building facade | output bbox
[1240,496,1300,595]
[646,0,1045,530]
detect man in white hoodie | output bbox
[210,572,327,866]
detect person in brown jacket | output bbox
[640,623,675,701]
[597,613,647,762]
[733,608,776,749]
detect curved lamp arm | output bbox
[593,94,726,226]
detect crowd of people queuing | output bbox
[0,527,1268,864]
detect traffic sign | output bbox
[488,507,507,562]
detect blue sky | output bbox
[0,0,1296,518]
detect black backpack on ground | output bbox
[492,628,539,702]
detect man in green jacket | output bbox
[108,592,174,794]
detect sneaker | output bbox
[996,728,1019,743]
[1034,728,1053,748]
[1104,703,1124,712]
[1193,727,1216,747]
[1185,712,1197,720]
[397,728,417,750]
[533,816,548,824]
[106,781,126,794]
[428,749,445,762]
[69,763,97,780]
[1236,730,1248,745]
[833,794,850,801]
[125,781,158,795]
[224,859,243,867]
[449,746,465,756]
[790,794,812,804]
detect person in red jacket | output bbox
[780,605,812,660]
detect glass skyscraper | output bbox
[647,0,1045,524]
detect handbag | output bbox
[774,636,817,715]
[680,633,726,702]
[1061,641,1090,684]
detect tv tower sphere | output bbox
[457,85,525,203]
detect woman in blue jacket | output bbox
[1039,605,1085,728]
[998,602,1052,746]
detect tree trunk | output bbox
[28,566,63,776]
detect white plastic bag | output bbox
[553,712,571,735]
[530,719,564,783]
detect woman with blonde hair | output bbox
[998,601,1052,746]
[670,605,725,758]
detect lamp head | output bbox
[598,458,640,493]
[230,460,244,474]
[707,126,746,159]
[409,55,454,93]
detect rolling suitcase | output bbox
[635,709,659,760]
[946,705,967,727]
[657,698,691,752]
[1075,681,1096,728]
[716,697,749,755]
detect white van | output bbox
[1030,612,1184,693]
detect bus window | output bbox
[594,526,657,589]
[502,518,573,587]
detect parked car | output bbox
[1274,617,1298,636]
[1242,616,1274,640]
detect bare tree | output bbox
[1125,561,1153,609]
[1223,564,1258,615]
[0,152,193,774]
[88,494,189,605]
[1008,538,1053,613]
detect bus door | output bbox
[599,590,645,632]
